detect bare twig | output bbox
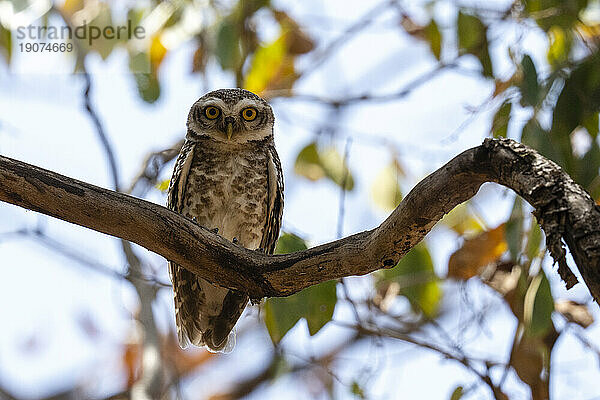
[350,323,508,400]
[267,62,455,106]
[210,334,360,400]
[127,139,184,196]
[54,8,166,398]
[299,0,398,80]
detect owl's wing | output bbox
[166,139,196,281]
[167,139,196,213]
[166,139,199,348]
[260,145,284,255]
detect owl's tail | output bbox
[170,262,248,353]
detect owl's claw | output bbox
[211,227,219,234]
[192,217,198,223]
[232,237,239,244]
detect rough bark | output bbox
[1,138,599,302]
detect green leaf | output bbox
[424,19,442,60]
[519,55,539,106]
[457,12,483,50]
[294,142,325,181]
[450,386,464,400]
[505,197,524,262]
[583,112,599,138]
[523,271,554,337]
[129,48,160,103]
[577,141,600,197]
[457,11,493,77]
[521,118,566,168]
[526,217,543,262]
[275,232,308,254]
[550,54,600,174]
[264,233,338,343]
[491,101,512,138]
[294,142,354,190]
[134,72,160,103]
[320,148,354,190]
[264,280,337,343]
[351,381,366,399]
[216,18,241,70]
[526,0,589,31]
[377,243,441,317]
[0,24,11,65]
[236,0,271,17]
[81,2,116,60]
[371,161,403,211]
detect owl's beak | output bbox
[224,116,235,140]
[227,122,233,140]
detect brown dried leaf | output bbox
[510,326,557,398]
[272,10,315,54]
[555,300,594,328]
[448,224,507,280]
[123,341,141,388]
[400,15,426,38]
[192,44,207,73]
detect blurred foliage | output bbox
[294,141,355,190]
[376,243,441,318]
[2,0,600,398]
[264,233,337,343]
[457,11,493,77]
[371,160,404,211]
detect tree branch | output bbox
[1,138,599,303]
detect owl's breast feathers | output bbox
[183,138,271,247]
[166,136,283,351]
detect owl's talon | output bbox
[233,237,239,244]
[192,217,198,223]
[211,227,219,234]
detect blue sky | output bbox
[0,0,599,398]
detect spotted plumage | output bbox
[167,88,283,352]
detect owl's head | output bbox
[187,88,274,143]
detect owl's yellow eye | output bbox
[204,106,220,119]
[241,107,257,121]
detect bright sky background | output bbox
[0,0,599,399]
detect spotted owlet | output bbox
[166,88,283,353]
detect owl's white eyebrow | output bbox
[201,98,227,108]
[233,98,263,111]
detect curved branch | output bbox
[1,139,599,302]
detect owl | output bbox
[166,88,284,353]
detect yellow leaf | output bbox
[150,34,167,70]
[371,162,403,211]
[448,224,507,280]
[547,26,570,67]
[440,203,484,236]
[62,0,85,17]
[244,32,298,95]
[155,179,170,192]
